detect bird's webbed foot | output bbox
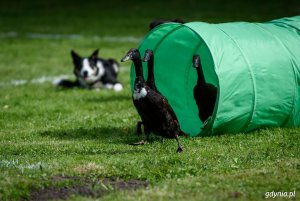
[129,140,147,146]
[175,135,183,153]
[177,146,183,153]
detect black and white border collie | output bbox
[56,49,123,91]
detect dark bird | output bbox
[121,48,184,152]
[192,55,217,123]
[149,18,185,30]
[143,49,160,93]
[134,49,161,135]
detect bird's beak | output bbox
[121,55,130,62]
[192,55,200,68]
[193,62,199,68]
[143,53,150,62]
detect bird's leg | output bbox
[144,125,151,142]
[175,135,183,153]
[130,124,150,146]
[136,121,143,136]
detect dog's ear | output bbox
[90,49,99,60]
[71,50,81,62]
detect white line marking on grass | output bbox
[27,33,82,39]
[31,75,70,84]
[92,36,142,43]
[0,31,18,38]
[11,79,27,86]
[0,31,142,42]
[0,159,47,170]
[0,67,129,88]
[0,74,71,87]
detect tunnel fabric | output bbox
[130,16,300,136]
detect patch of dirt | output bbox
[228,191,243,198]
[28,176,149,201]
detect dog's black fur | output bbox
[56,49,123,91]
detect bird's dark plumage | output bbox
[149,18,185,30]
[193,55,217,123]
[143,49,160,94]
[121,48,183,152]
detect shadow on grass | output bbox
[55,88,132,103]
[40,126,140,145]
[85,94,131,103]
[39,126,152,155]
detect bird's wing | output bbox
[160,98,180,126]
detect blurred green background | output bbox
[0,0,299,36]
[0,1,299,200]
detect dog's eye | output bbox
[90,62,97,68]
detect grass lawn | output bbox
[0,0,299,200]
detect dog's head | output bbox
[71,49,104,85]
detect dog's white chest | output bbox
[133,87,148,100]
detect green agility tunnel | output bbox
[130,16,300,136]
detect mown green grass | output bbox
[0,0,299,200]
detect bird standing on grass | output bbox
[121,48,184,152]
[135,49,162,135]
